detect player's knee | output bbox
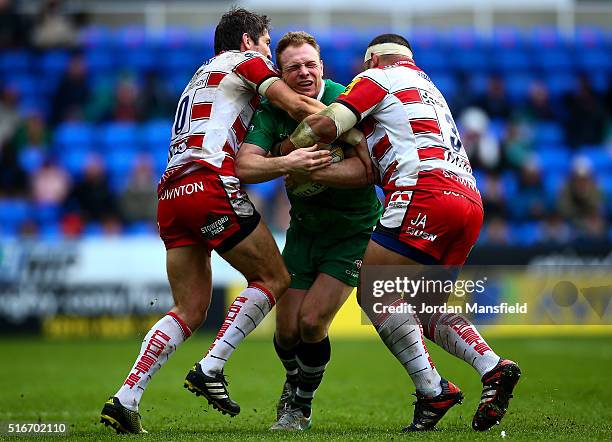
[261,268,291,299]
[275,326,300,349]
[174,306,208,331]
[299,313,328,342]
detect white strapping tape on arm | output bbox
[319,103,358,140]
[258,76,281,96]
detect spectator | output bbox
[574,213,608,243]
[119,154,157,223]
[15,111,50,174]
[68,154,117,222]
[30,159,71,205]
[481,173,508,219]
[0,139,27,197]
[141,71,175,120]
[521,81,557,122]
[459,107,501,172]
[564,75,606,147]
[558,156,604,227]
[31,0,78,49]
[484,216,511,245]
[0,0,29,48]
[476,75,512,120]
[539,213,573,244]
[512,161,547,220]
[0,86,21,147]
[111,77,142,122]
[50,53,90,125]
[501,120,533,170]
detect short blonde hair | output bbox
[275,31,320,69]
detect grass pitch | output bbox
[1,334,611,441]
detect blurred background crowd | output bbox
[0,0,611,247]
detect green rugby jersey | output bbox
[243,79,381,237]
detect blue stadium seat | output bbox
[534,122,564,145]
[454,48,490,72]
[142,120,171,152]
[0,199,30,228]
[85,48,115,73]
[18,147,45,174]
[40,51,70,76]
[545,73,576,97]
[54,122,95,151]
[125,222,156,235]
[107,150,134,191]
[40,221,61,241]
[5,74,38,98]
[543,171,566,204]
[576,49,610,72]
[577,146,612,177]
[100,123,138,152]
[429,72,457,97]
[504,73,532,102]
[492,50,531,71]
[415,50,449,72]
[119,47,156,73]
[33,203,62,225]
[0,50,30,74]
[532,48,572,72]
[513,222,541,246]
[536,146,571,174]
[83,222,104,236]
[60,148,92,177]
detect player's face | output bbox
[279,44,323,98]
[250,30,272,59]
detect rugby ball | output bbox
[289,144,344,198]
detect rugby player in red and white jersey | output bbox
[99,9,368,434]
[283,34,521,432]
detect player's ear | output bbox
[319,59,324,76]
[240,33,251,51]
[370,54,380,68]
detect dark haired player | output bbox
[283,34,521,433]
[99,8,365,434]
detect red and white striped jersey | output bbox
[336,59,481,206]
[160,50,278,188]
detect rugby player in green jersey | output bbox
[236,32,382,431]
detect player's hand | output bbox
[353,136,376,185]
[285,145,332,174]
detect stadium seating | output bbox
[1,25,610,243]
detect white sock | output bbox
[115,312,191,411]
[429,313,500,377]
[374,300,442,397]
[200,283,274,376]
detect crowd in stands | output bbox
[0,0,611,246]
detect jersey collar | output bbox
[316,80,326,101]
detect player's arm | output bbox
[285,74,388,151]
[236,143,332,184]
[309,148,373,188]
[261,78,364,150]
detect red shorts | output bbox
[373,189,483,265]
[157,169,260,253]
